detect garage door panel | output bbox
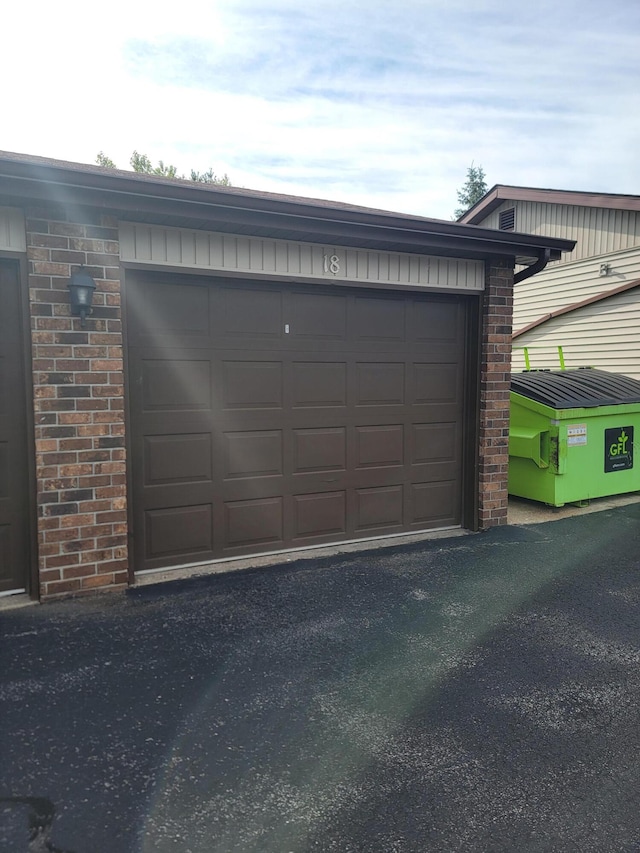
[145,504,214,560]
[354,485,404,531]
[223,430,283,479]
[352,296,406,342]
[409,345,462,365]
[293,491,346,540]
[412,363,462,405]
[409,463,461,488]
[144,433,213,486]
[127,276,467,571]
[0,442,7,499]
[224,497,283,549]
[411,481,459,525]
[409,405,462,424]
[127,279,212,341]
[348,467,407,491]
[355,425,404,468]
[412,423,459,464]
[0,362,6,412]
[136,415,214,440]
[356,363,405,406]
[221,286,283,338]
[293,427,346,473]
[221,476,287,504]
[217,414,289,437]
[345,410,407,428]
[222,361,283,409]
[289,292,347,341]
[139,481,214,510]
[292,362,347,408]
[290,472,348,498]
[0,526,10,577]
[410,299,463,343]
[142,358,212,411]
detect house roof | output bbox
[459,185,640,225]
[0,151,575,266]
[0,150,446,220]
[512,278,640,339]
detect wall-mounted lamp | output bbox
[68,266,96,327]
[599,263,612,277]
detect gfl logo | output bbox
[609,428,630,457]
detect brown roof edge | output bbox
[457,185,503,223]
[0,148,451,224]
[460,185,640,225]
[512,278,640,340]
[0,150,576,262]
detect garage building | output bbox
[0,152,574,599]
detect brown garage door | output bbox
[0,260,30,593]
[126,274,469,573]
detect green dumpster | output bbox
[509,368,640,507]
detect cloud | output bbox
[1,0,639,219]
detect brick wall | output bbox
[477,257,514,528]
[26,204,129,599]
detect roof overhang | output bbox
[0,152,575,266]
[460,184,640,225]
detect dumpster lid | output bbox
[511,368,640,409]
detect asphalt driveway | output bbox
[2,505,640,852]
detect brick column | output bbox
[26,205,129,599]
[477,258,514,529]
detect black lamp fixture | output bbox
[68,266,97,327]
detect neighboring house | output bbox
[459,187,640,379]
[0,152,572,601]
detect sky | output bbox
[2,0,640,220]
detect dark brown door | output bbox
[0,260,30,593]
[126,274,467,572]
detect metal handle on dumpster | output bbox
[508,427,550,469]
[518,345,566,371]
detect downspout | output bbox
[513,248,551,284]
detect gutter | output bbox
[0,154,576,263]
[513,248,551,285]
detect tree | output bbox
[454,163,488,219]
[130,150,179,178]
[96,151,116,169]
[95,151,231,186]
[190,167,231,187]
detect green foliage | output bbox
[95,151,231,185]
[130,151,179,178]
[190,167,231,186]
[95,151,117,169]
[454,163,488,219]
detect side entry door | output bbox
[0,259,31,593]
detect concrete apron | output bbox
[136,489,640,589]
[128,490,640,590]
[2,491,638,609]
[508,491,640,525]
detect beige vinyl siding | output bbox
[512,287,640,379]
[480,201,640,265]
[513,245,640,331]
[0,207,26,252]
[119,222,484,291]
